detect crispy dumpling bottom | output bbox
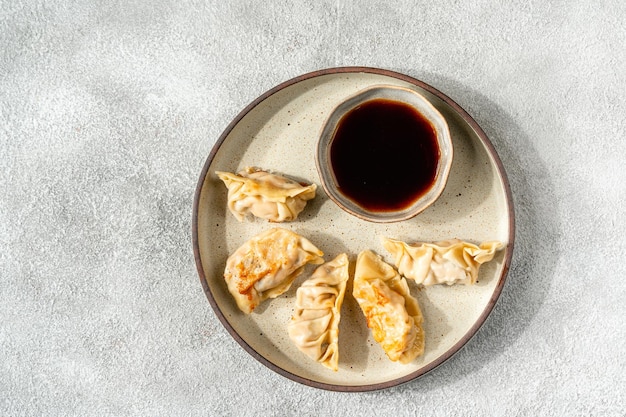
[223,227,324,314]
[353,250,425,364]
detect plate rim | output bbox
[192,66,516,392]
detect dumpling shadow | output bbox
[297,181,329,221]
[337,253,371,374]
[474,250,506,288]
[413,287,452,356]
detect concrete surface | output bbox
[1,1,625,416]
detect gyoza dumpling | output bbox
[216,167,316,222]
[382,237,504,286]
[224,228,324,314]
[288,253,349,371]
[352,250,424,364]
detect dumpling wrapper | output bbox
[224,228,324,314]
[288,253,349,372]
[353,250,424,364]
[216,167,316,222]
[382,237,504,286]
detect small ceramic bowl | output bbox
[316,85,454,223]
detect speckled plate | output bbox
[192,67,515,391]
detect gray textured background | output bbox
[1,1,625,416]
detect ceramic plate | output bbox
[192,67,515,391]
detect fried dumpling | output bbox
[288,254,349,371]
[352,250,424,364]
[216,167,316,222]
[224,228,324,314]
[382,237,504,286]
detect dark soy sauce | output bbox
[329,99,440,212]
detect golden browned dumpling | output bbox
[382,237,503,286]
[224,228,324,314]
[352,250,424,364]
[288,253,349,372]
[216,167,316,222]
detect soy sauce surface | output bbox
[330,99,440,212]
